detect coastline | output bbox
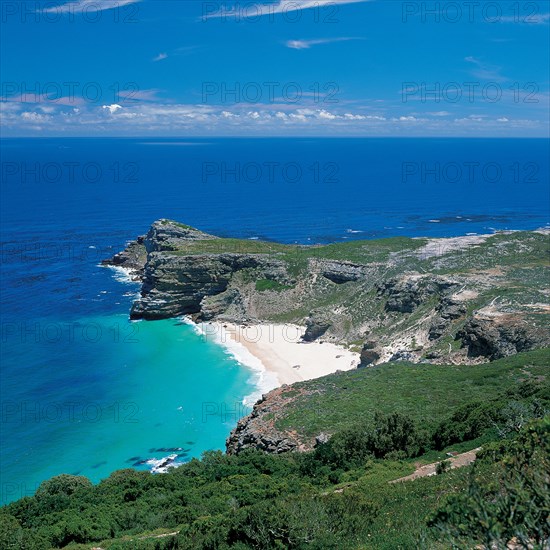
[199,321,359,401]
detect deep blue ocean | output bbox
[1,138,548,504]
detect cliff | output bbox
[226,349,550,455]
[104,219,549,367]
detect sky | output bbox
[1,0,549,137]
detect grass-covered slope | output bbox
[267,349,550,445]
[107,220,550,364]
[2,351,548,550]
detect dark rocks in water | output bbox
[91,461,107,469]
[456,317,544,360]
[133,460,149,466]
[126,456,141,463]
[302,314,331,342]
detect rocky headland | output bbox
[104,219,549,455]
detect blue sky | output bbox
[1,0,549,136]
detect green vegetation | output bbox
[429,418,550,549]
[255,279,292,292]
[1,351,548,549]
[271,349,549,440]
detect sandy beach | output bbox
[202,322,360,386]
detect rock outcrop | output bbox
[105,221,549,367]
[105,220,291,321]
[101,236,147,277]
[378,275,457,314]
[315,259,368,284]
[358,341,380,367]
[226,386,313,454]
[428,296,467,340]
[302,313,332,342]
[456,316,544,360]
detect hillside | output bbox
[1,350,548,549]
[226,349,550,454]
[104,219,550,365]
[1,220,547,549]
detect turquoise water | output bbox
[1,137,548,504]
[1,308,256,504]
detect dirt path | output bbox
[390,447,482,484]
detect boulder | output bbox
[456,317,543,360]
[358,343,380,367]
[302,314,332,342]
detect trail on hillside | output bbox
[390,448,481,483]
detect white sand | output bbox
[203,322,360,386]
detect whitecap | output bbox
[185,318,279,407]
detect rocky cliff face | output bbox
[226,385,315,455]
[105,221,549,365]
[457,316,545,360]
[104,220,292,321]
[105,221,550,456]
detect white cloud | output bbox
[21,112,51,123]
[204,0,371,19]
[498,12,550,24]
[102,104,123,114]
[465,56,507,82]
[43,0,140,13]
[2,101,547,137]
[319,110,337,120]
[153,53,168,62]
[285,37,363,49]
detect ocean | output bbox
[1,137,548,504]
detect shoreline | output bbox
[199,321,360,399]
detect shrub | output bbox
[429,417,550,548]
[310,412,428,470]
